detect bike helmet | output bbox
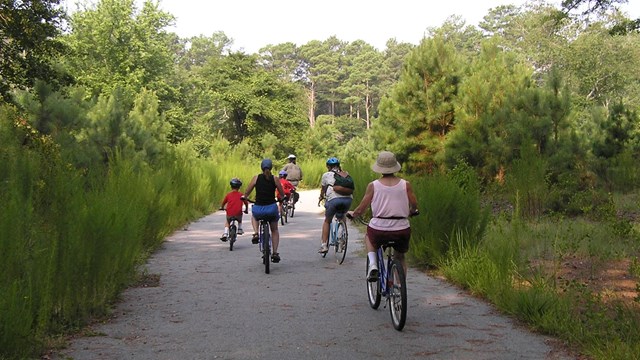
[230,178,242,188]
[278,170,288,178]
[326,157,340,166]
[287,154,296,160]
[260,158,273,170]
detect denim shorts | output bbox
[324,197,352,221]
[251,203,279,222]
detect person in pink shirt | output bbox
[219,178,249,241]
[348,151,419,281]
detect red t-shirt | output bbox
[222,190,247,217]
[277,178,296,198]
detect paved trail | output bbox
[56,190,574,360]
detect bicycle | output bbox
[288,189,297,218]
[318,200,349,264]
[219,208,242,251]
[348,213,418,331]
[246,199,273,274]
[280,196,289,225]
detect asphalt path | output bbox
[55,189,575,360]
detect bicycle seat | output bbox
[228,216,239,222]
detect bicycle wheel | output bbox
[283,201,289,223]
[289,196,295,218]
[261,222,270,274]
[229,224,237,251]
[389,261,407,331]
[334,220,348,264]
[366,257,381,309]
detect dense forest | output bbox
[2,0,640,358]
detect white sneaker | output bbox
[318,244,329,254]
[367,264,379,282]
[237,229,244,235]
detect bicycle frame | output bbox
[228,216,239,251]
[258,218,272,274]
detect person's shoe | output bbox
[251,233,259,244]
[220,235,228,242]
[318,244,329,254]
[367,265,379,282]
[237,229,244,235]
[271,253,280,263]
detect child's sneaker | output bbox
[220,235,228,242]
[238,229,244,235]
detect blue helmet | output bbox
[230,178,242,188]
[326,157,340,166]
[278,170,288,178]
[260,158,273,170]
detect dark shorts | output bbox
[251,203,279,222]
[366,226,411,253]
[324,197,352,221]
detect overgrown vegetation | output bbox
[2,0,640,359]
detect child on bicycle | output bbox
[347,151,418,281]
[219,178,249,241]
[277,170,296,215]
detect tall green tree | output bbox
[340,40,383,128]
[63,0,175,99]
[445,40,534,181]
[0,0,69,103]
[374,35,460,173]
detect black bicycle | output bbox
[288,189,297,218]
[349,213,417,331]
[280,196,289,225]
[246,199,273,274]
[219,208,240,251]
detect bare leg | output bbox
[321,218,331,246]
[251,216,258,234]
[393,252,407,275]
[269,220,279,253]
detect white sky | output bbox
[136,0,639,53]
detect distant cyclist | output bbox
[281,154,302,204]
[243,159,286,263]
[348,151,419,281]
[277,170,296,215]
[219,178,249,241]
[318,157,353,254]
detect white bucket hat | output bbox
[371,151,401,174]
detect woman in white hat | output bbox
[348,151,418,281]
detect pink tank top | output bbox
[369,179,410,231]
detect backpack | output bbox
[332,170,354,195]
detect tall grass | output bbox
[442,212,640,360]
[407,170,489,268]
[0,131,226,358]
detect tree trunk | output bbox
[307,82,316,127]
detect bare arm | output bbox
[349,182,374,218]
[274,175,285,201]
[243,176,257,199]
[406,181,418,213]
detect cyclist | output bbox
[243,159,286,263]
[219,178,249,241]
[347,151,418,281]
[318,157,353,254]
[277,170,296,216]
[281,154,302,204]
